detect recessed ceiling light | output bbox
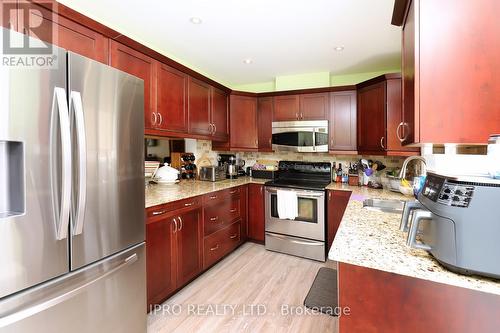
[243,58,253,64]
[189,17,202,24]
[334,46,345,51]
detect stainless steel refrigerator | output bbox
[0,29,146,332]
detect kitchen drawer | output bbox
[146,196,201,220]
[202,186,241,205]
[203,221,241,269]
[204,197,241,236]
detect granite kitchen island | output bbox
[328,187,500,333]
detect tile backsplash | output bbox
[192,140,406,173]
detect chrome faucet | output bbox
[398,156,427,180]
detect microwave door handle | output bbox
[70,91,87,236]
[406,210,432,250]
[52,87,71,240]
[312,127,316,152]
[266,188,324,198]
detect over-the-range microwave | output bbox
[271,120,328,152]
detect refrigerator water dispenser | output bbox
[0,141,24,218]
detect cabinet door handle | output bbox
[184,202,195,207]
[210,244,220,251]
[268,138,272,146]
[151,112,157,126]
[380,137,386,150]
[295,112,299,119]
[172,218,178,234]
[229,189,238,194]
[158,112,163,126]
[210,216,219,222]
[177,216,183,231]
[213,124,217,135]
[300,113,304,119]
[229,234,238,239]
[152,209,167,216]
[328,191,332,200]
[396,122,404,142]
[230,208,237,213]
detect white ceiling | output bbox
[58,0,401,87]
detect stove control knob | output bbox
[452,196,460,201]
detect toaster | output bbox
[199,166,226,182]
[406,172,500,279]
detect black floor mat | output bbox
[303,267,338,316]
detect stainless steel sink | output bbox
[363,199,405,214]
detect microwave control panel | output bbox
[422,175,474,208]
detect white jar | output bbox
[488,135,500,179]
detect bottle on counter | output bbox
[336,163,343,183]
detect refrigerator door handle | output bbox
[52,87,71,240]
[0,253,138,328]
[70,91,87,235]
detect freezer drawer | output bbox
[0,243,146,333]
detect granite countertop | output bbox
[145,177,268,208]
[328,186,500,296]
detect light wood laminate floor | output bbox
[148,242,338,333]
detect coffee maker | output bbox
[218,154,239,179]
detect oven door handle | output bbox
[265,187,325,198]
[266,233,323,246]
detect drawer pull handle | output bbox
[229,190,238,194]
[229,234,238,239]
[210,216,219,222]
[210,244,220,251]
[152,210,167,216]
[229,208,237,213]
[184,202,195,207]
[209,195,217,199]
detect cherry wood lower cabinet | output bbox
[146,204,202,307]
[203,221,241,269]
[326,190,352,249]
[338,262,500,332]
[247,184,265,243]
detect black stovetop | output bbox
[264,161,332,190]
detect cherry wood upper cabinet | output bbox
[156,63,188,133]
[329,91,357,152]
[1,1,17,30]
[16,1,108,64]
[211,88,229,142]
[300,93,329,120]
[357,81,387,153]
[175,208,202,287]
[229,95,258,150]
[109,41,156,130]
[397,0,500,144]
[188,77,211,136]
[146,217,176,307]
[273,95,300,121]
[248,184,265,243]
[386,78,419,153]
[257,97,274,151]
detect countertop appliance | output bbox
[0,29,146,332]
[153,165,180,184]
[271,120,329,153]
[264,161,332,261]
[405,172,500,279]
[199,166,226,182]
[218,154,239,179]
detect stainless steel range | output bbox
[264,161,331,261]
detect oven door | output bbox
[264,187,325,241]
